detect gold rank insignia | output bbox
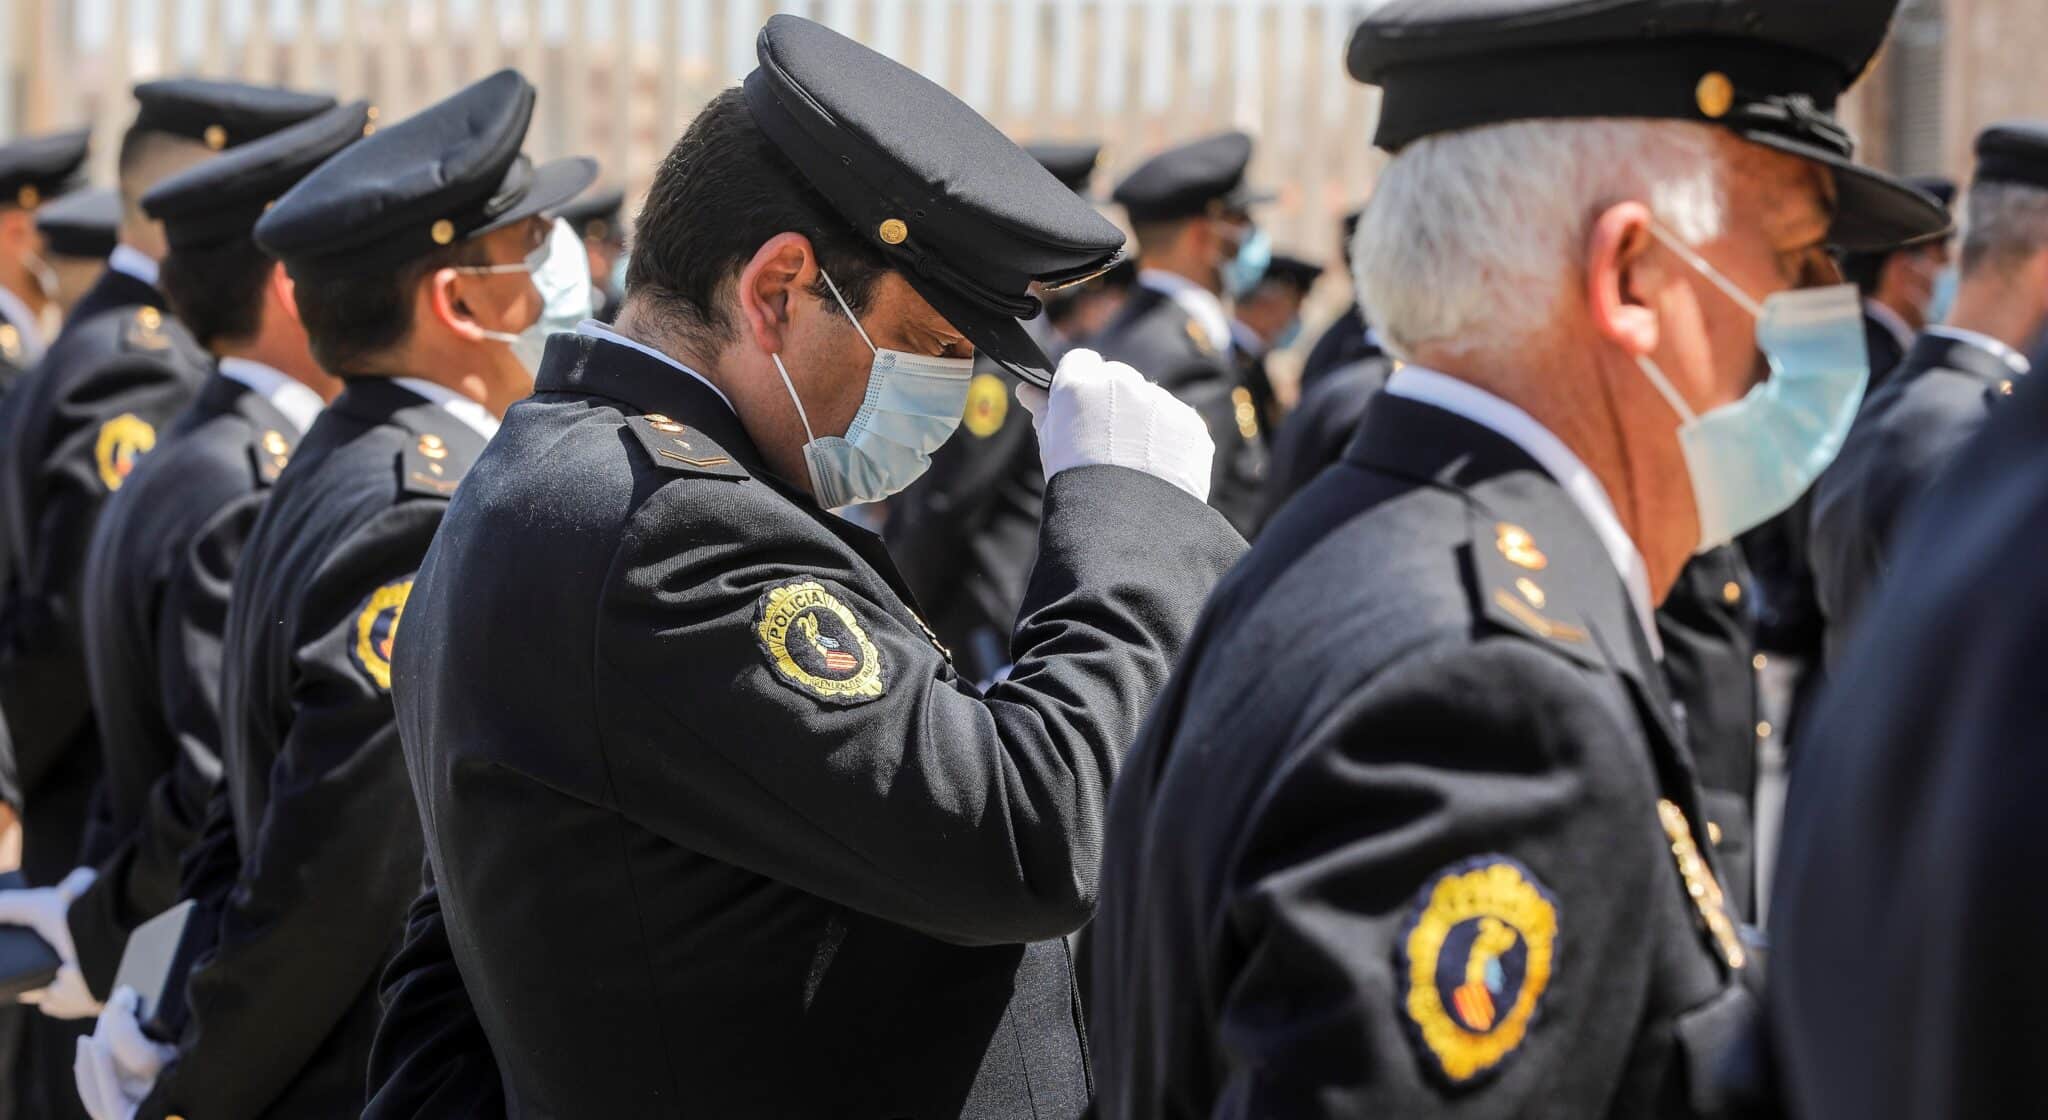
[1495,522,1547,570]
[1185,318,1216,356]
[1658,799,1747,970]
[754,580,884,705]
[95,413,157,491]
[125,306,170,350]
[963,373,1009,439]
[350,579,414,691]
[0,324,20,363]
[1401,857,1559,1086]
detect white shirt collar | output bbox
[1862,298,1916,355]
[389,377,501,440]
[1139,269,1234,356]
[1385,366,1664,660]
[1229,318,1267,358]
[1923,325,2032,376]
[217,357,325,435]
[575,319,737,415]
[0,285,44,360]
[107,244,159,289]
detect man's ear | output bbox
[737,232,816,357]
[426,267,489,342]
[268,262,302,326]
[0,210,33,256]
[1586,200,1662,359]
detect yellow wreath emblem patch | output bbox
[962,372,1009,439]
[1400,857,1559,1086]
[95,413,157,492]
[754,580,884,705]
[350,579,413,691]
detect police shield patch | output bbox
[963,373,1009,439]
[754,580,884,705]
[95,413,157,491]
[1399,856,1559,1087]
[350,579,414,691]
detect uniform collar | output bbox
[574,319,735,414]
[107,244,160,289]
[389,376,501,440]
[1863,298,1916,355]
[218,357,324,434]
[0,285,44,360]
[1139,268,1233,355]
[1229,318,1266,358]
[1923,325,2031,376]
[1385,365,1662,659]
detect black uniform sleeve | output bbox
[144,503,434,1119]
[68,491,258,995]
[363,863,504,1120]
[598,464,1243,947]
[1212,638,1663,1116]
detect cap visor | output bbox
[907,274,1055,388]
[472,156,601,237]
[1741,132,1953,252]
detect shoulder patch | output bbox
[249,427,294,486]
[753,579,884,705]
[95,413,157,491]
[401,431,467,497]
[349,578,414,691]
[123,306,170,351]
[1399,856,1560,1088]
[963,373,1009,439]
[626,414,749,478]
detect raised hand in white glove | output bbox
[73,986,175,1120]
[0,866,99,1019]
[1015,347,1214,503]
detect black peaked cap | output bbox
[1112,132,1269,224]
[132,79,336,151]
[144,101,374,253]
[1974,124,2048,194]
[254,70,596,276]
[558,185,625,240]
[1025,141,1104,195]
[36,186,118,258]
[0,129,89,210]
[1263,253,1325,291]
[744,14,1126,389]
[1347,0,1950,251]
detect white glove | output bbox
[1016,348,1214,502]
[0,866,100,1019]
[73,986,175,1120]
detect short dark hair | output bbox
[159,236,275,349]
[289,238,485,374]
[626,88,890,350]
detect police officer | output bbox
[68,71,594,1120]
[1297,207,1379,389]
[1844,175,1957,389]
[1768,234,2048,1120]
[1809,124,2046,664]
[1229,250,1319,438]
[0,107,366,1046]
[391,17,1241,1115]
[1093,131,1272,535]
[33,188,118,319]
[1087,0,1948,1114]
[884,137,1112,683]
[558,183,627,321]
[0,130,89,397]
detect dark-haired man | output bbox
[0,130,90,398]
[33,188,118,319]
[70,71,593,1120]
[0,108,367,1058]
[1230,250,1320,438]
[392,18,1241,1116]
[559,184,626,321]
[1843,175,1957,390]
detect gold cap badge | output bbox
[878,218,909,245]
[430,219,456,246]
[203,124,227,150]
[1695,72,1734,120]
[15,185,37,209]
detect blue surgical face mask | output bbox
[1274,317,1304,351]
[608,252,629,297]
[1634,223,1868,552]
[1221,225,1271,300]
[1926,263,1959,326]
[464,218,595,377]
[771,269,975,509]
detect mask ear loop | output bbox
[1644,220,1765,319]
[817,268,878,355]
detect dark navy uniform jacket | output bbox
[68,367,306,996]
[1770,342,2048,1120]
[392,333,1243,1118]
[140,378,482,1120]
[1090,393,1756,1119]
[1298,302,1375,393]
[0,263,208,883]
[1088,283,1268,536]
[1258,350,1395,529]
[1809,330,2022,665]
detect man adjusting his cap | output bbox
[1087,0,1948,1116]
[390,15,1242,1118]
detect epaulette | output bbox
[1468,508,1602,669]
[625,413,749,479]
[401,430,473,497]
[248,426,296,486]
